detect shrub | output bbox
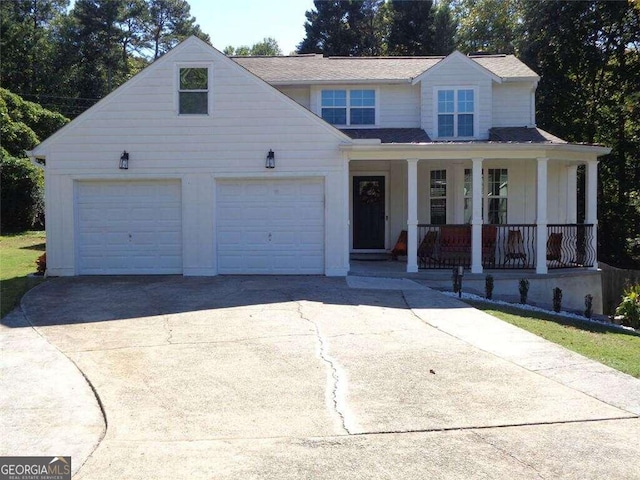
[552,287,562,312]
[519,278,529,304]
[485,274,494,300]
[584,294,593,319]
[0,155,44,231]
[615,284,640,329]
[36,253,46,275]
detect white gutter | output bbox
[25,150,46,169]
[340,142,611,156]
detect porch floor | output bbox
[348,255,603,313]
[349,255,597,278]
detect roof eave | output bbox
[341,142,611,156]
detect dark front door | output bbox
[353,176,385,249]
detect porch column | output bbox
[566,165,578,224]
[471,158,483,273]
[536,157,549,274]
[586,160,599,270]
[406,158,419,273]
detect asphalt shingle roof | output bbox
[489,127,567,144]
[232,53,538,84]
[340,128,432,143]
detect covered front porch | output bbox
[343,139,608,276]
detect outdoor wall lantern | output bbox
[265,149,275,169]
[119,151,129,170]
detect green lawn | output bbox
[0,231,46,318]
[467,300,640,378]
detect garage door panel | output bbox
[217,179,324,274]
[76,180,182,275]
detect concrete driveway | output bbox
[3,276,640,478]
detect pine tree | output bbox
[297,0,384,56]
[387,0,435,56]
[432,0,456,55]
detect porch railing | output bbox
[417,224,594,270]
[546,224,595,269]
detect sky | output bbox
[187,0,316,55]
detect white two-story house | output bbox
[29,36,609,308]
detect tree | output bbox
[0,0,69,97]
[519,0,640,267]
[454,0,521,54]
[387,0,435,56]
[225,37,282,56]
[0,89,69,231]
[432,0,457,55]
[297,0,384,56]
[146,0,209,60]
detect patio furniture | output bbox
[391,230,407,259]
[547,232,563,264]
[504,229,527,266]
[438,225,471,266]
[482,225,498,268]
[418,230,438,260]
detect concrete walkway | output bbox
[2,275,639,479]
[0,308,105,474]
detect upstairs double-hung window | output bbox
[321,89,375,126]
[179,67,208,114]
[437,89,475,138]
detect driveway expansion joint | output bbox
[471,430,547,479]
[348,415,639,437]
[293,300,353,435]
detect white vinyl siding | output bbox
[420,54,491,139]
[277,86,311,110]
[216,178,324,274]
[39,39,349,277]
[76,180,182,274]
[378,84,421,127]
[492,82,536,128]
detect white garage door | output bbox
[217,178,324,274]
[76,180,182,275]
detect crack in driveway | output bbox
[294,300,353,435]
[471,430,547,479]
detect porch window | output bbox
[430,169,447,225]
[464,169,473,223]
[488,168,508,224]
[437,88,475,138]
[321,89,376,126]
[179,67,208,114]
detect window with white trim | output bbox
[179,67,208,114]
[463,168,474,224]
[488,168,508,224]
[430,169,447,225]
[321,89,375,126]
[437,88,475,137]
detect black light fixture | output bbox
[265,149,275,169]
[119,151,129,170]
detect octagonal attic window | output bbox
[179,67,208,114]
